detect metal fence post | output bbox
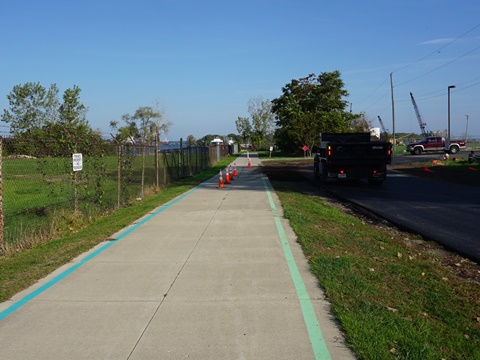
[155,133,159,189]
[141,143,145,197]
[117,143,121,209]
[163,149,167,186]
[0,137,4,255]
[180,138,184,178]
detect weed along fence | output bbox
[0,137,231,254]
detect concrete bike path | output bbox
[0,153,354,360]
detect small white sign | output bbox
[269,146,273,152]
[73,153,83,172]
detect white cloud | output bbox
[419,38,456,45]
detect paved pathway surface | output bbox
[0,153,355,359]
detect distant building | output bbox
[210,138,223,145]
[370,127,381,139]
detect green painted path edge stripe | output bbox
[262,176,331,360]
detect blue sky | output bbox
[1,0,479,141]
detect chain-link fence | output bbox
[0,137,231,252]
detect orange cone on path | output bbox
[233,163,238,176]
[229,165,234,180]
[218,169,224,188]
[225,167,231,184]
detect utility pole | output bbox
[390,72,396,154]
[465,114,469,142]
[447,85,456,149]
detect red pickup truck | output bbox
[407,136,466,155]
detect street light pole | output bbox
[447,85,456,149]
[465,114,469,142]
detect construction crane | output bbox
[409,92,431,137]
[377,116,389,141]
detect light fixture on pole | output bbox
[447,85,456,149]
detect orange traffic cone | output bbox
[229,165,234,180]
[218,169,225,188]
[225,167,231,184]
[233,163,238,176]
[218,169,224,188]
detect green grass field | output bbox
[2,151,210,246]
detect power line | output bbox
[357,23,480,114]
[395,45,480,87]
[394,22,480,73]
[407,76,480,102]
[356,75,390,104]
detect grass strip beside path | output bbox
[0,158,234,303]
[273,183,480,360]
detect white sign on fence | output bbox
[72,153,83,172]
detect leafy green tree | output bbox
[1,82,60,135]
[186,135,196,146]
[249,97,275,149]
[271,71,359,153]
[350,114,373,133]
[2,82,95,156]
[59,85,87,126]
[132,106,160,143]
[235,97,274,149]
[112,105,171,144]
[235,116,252,144]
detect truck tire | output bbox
[449,145,459,154]
[413,147,422,155]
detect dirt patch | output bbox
[260,159,480,283]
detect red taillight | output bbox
[388,149,391,155]
[339,169,345,174]
[373,169,378,174]
[327,145,332,156]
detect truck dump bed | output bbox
[315,133,392,184]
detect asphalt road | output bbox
[317,154,480,263]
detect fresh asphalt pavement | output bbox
[0,153,355,360]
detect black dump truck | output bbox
[313,133,392,184]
